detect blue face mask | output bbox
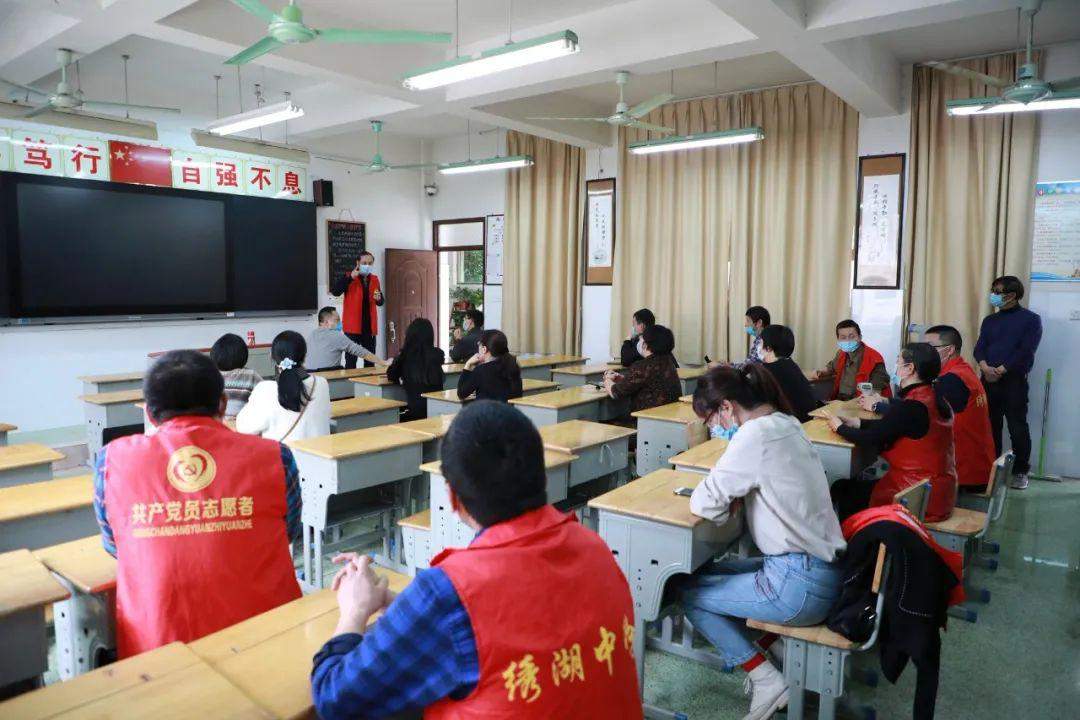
[838,340,859,354]
[332,322,343,332]
[989,292,1005,308]
[359,264,373,276]
[710,423,738,441]
[890,372,901,387]
[745,325,757,337]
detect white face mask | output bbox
[636,337,646,356]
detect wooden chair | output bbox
[748,544,888,720]
[957,451,1014,527]
[892,478,931,521]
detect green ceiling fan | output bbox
[225,0,452,65]
[359,120,434,174]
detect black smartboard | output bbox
[326,220,366,285]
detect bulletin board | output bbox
[853,154,905,289]
[1032,181,1080,282]
[584,178,616,285]
[326,219,366,283]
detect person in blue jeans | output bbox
[683,364,847,720]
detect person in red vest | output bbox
[312,401,642,719]
[330,249,383,369]
[92,350,301,657]
[827,342,958,522]
[808,319,891,400]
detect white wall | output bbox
[582,141,618,364]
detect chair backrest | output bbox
[861,543,889,651]
[894,478,931,522]
[990,451,1015,522]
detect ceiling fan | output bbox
[224,0,452,65]
[928,0,1080,115]
[1,48,181,118]
[357,120,434,174]
[527,71,676,133]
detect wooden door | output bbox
[384,249,438,358]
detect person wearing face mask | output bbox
[620,308,656,366]
[758,325,823,423]
[457,329,523,402]
[973,275,1042,490]
[808,319,891,400]
[604,324,681,413]
[330,250,384,369]
[742,306,771,364]
[827,342,958,523]
[449,309,485,363]
[681,364,846,720]
[308,306,388,371]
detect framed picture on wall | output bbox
[853,154,905,289]
[584,177,615,285]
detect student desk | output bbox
[77,371,144,395]
[809,398,881,422]
[137,403,236,434]
[0,422,14,446]
[0,474,97,552]
[0,444,64,489]
[517,354,587,381]
[330,397,404,433]
[189,571,410,720]
[804,370,834,404]
[81,389,144,464]
[802,418,875,483]
[398,509,432,574]
[677,366,706,396]
[349,374,408,403]
[150,343,275,378]
[397,414,456,463]
[0,549,70,691]
[32,535,117,680]
[510,386,629,427]
[287,427,427,591]
[632,402,707,476]
[441,363,466,390]
[538,420,636,488]
[551,363,616,387]
[588,470,742,699]
[669,438,729,475]
[422,378,559,417]
[313,367,383,400]
[0,641,266,720]
[679,394,692,403]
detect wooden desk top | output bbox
[0,422,16,433]
[669,438,729,471]
[551,363,616,375]
[802,418,855,448]
[330,397,405,418]
[421,388,470,404]
[0,549,69,619]
[313,367,383,381]
[80,389,144,405]
[349,374,396,387]
[677,366,706,380]
[0,474,93,523]
[134,407,235,431]
[421,449,576,477]
[287,425,425,460]
[809,398,881,421]
[398,414,457,440]
[543,354,588,366]
[398,509,431,530]
[442,363,466,373]
[631,401,702,424]
[679,395,692,403]
[588,469,706,528]
[509,385,609,410]
[0,443,65,471]
[76,371,145,383]
[523,378,560,392]
[149,343,271,358]
[32,535,117,595]
[538,419,636,453]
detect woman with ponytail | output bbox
[827,342,958,522]
[680,364,846,720]
[457,329,523,402]
[237,331,331,441]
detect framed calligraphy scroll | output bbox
[853,154,905,289]
[584,178,615,285]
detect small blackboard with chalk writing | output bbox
[326,220,366,284]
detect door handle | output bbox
[389,321,396,344]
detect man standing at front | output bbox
[93,350,302,657]
[331,250,384,368]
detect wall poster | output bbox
[485,214,504,285]
[1033,181,1080,282]
[853,154,905,289]
[584,177,615,285]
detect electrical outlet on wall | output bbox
[1070,310,1080,321]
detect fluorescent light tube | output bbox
[0,101,159,140]
[947,92,1080,116]
[439,154,534,174]
[191,130,310,164]
[205,100,304,136]
[628,126,764,155]
[403,31,578,90]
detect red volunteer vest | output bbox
[104,416,301,657]
[426,506,642,720]
[870,384,958,522]
[832,343,892,400]
[341,273,381,335]
[940,356,996,487]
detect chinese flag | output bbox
[109,141,172,187]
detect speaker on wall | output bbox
[313,179,334,207]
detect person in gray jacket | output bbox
[308,307,387,371]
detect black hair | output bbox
[441,400,547,527]
[480,329,521,385]
[209,333,249,372]
[359,250,375,263]
[318,306,338,324]
[991,275,1025,301]
[633,308,656,328]
[395,318,444,387]
[835,319,862,337]
[642,324,675,356]
[692,363,794,419]
[465,309,484,328]
[271,330,311,413]
[144,350,224,424]
[899,342,952,419]
[745,306,771,327]
[760,324,795,358]
[925,324,963,353]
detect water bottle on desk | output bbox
[247,330,256,348]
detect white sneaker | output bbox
[1011,473,1029,490]
[742,661,789,720]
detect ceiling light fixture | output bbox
[205,100,304,136]
[439,154,533,174]
[0,101,160,139]
[191,130,310,164]
[628,126,764,155]
[946,92,1080,115]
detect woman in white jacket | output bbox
[237,331,330,442]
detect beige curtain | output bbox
[612,84,859,368]
[503,131,584,354]
[904,53,1038,357]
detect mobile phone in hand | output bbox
[704,355,711,364]
[673,487,694,497]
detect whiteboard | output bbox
[485,214,504,285]
[1032,181,1080,282]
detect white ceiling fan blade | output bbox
[629,93,675,119]
[21,103,54,118]
[84,100,182,114]
[0,76,49,97]
[925,61,1011,88]
[626,119,675,134]
[525,116,609,122]
[1050,76,1080,92]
